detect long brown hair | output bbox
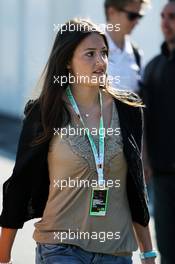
[27,18,143,146]
[29,19,109,145]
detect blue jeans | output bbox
[35,243,133,264]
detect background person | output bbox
[104,0,150,92]
[140,1,175,263]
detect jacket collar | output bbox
[161,42,175,60]
[105,31,134,57]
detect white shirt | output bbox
[106,32,142,92]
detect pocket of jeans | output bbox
[40,243,72,255]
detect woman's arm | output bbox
[0,228,17,262]
[133,222,156,264]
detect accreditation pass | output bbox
[89,186,109,216]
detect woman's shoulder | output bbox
[24,98,40,117]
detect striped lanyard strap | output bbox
[66,86,105,186]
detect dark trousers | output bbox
[153,175,175,264]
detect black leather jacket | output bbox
[0,97,150,228]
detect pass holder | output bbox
[66,86,108,216]
[89,185,109,216]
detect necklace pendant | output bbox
[85,113,89,118]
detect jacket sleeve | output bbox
[0,100,45,228]
[138,107,150,204]
[127,104,150,226]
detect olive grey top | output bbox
[33,98,138,256]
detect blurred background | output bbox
[0,0,167,117]
[0,0,167,263]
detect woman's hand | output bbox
[0,241,11,262]
[0,228,17,263]
[133,223,158,264]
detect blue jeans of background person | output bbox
[35,243,133,264]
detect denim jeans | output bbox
[35,243,133,264]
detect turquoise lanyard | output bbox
[66,86,105,186]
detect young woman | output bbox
[0,19,157,264]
